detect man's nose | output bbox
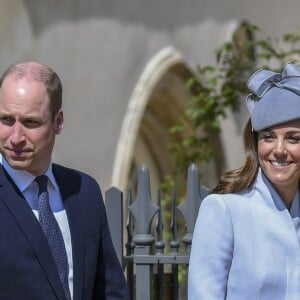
[10,123,25,144]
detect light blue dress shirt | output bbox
[1,156,74,299]
[188,168,300,300]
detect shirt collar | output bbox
[259,168,299,217]
[1,157,58,193]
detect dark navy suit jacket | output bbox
[0,164,129,300]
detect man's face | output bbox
[0,75,63,175]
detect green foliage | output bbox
[167,23,300,179]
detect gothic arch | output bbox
[111,47,195,191]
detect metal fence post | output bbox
[177,163,209,296]
[105,187,124,268]
[129,164,159,300]
[178,163,209,254]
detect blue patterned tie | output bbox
[36,175,71,300]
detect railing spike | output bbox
[155,190,165,254]
[170,188,179,253]
[128,164,159,245]
[177,163,208,251]
[126,188,135,256]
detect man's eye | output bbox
[24,120,40,128]
[0,117,14,125]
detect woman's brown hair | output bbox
[212,118,259,194]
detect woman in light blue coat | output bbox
[188,62,300,300]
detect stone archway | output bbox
[111,45,228,192]
[111,47,197,191]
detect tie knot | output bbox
[35,175,48,194]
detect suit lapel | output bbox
[0,166,67,300]
[53,165,85,300]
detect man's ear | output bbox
[55,109,64,134]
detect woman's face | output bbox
[257,119,300,199]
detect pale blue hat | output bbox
[246,62,300,131]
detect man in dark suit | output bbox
[0,61,129,299]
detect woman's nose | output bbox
[273,140,287,155]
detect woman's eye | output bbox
[262,134,274,142]
[288,136,300,144]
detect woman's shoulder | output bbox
[200,187,257,213]
[204,188,253,202]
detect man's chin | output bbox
[4,158,30,170]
